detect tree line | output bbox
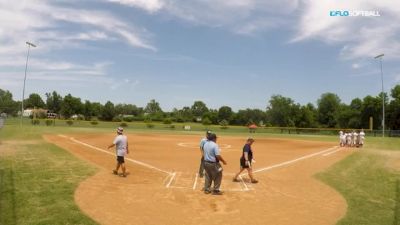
[1,85,400,130]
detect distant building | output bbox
[23,108,50,118]
[23,109,33,117]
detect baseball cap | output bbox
[117,127,124,134]
[207,133,217,141]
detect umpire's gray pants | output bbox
[204,161,222,191]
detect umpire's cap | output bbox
[207,133,217,141]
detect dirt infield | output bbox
[44,133,352,225]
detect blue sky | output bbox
[1,0,399,111]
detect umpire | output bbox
[203,133,227,195]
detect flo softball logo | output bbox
[330,10,381,17]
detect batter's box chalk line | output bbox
[165,171,252,192]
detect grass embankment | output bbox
[317,138,400,225]
[0,126,98,225]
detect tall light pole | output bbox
[374,53,385,137]
[21,41,37,126]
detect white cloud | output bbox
[0,1,156,58]
[162,0,298,31]
[293,0,400,60]
[352,63,360,69]
[107,0,298,34]
[111,79,140,90]
[107,0,164,13]
[0,0,155,94]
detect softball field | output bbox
[43,132,352,225]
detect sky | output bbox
[1,0,400,111]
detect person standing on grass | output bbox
[199,130,212,178]
[108,127,129,177]
[233,137,258,183]
[203,133,227,195]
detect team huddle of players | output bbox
[339,130,365,147]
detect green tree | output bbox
[145,99,163,114]
[218,106,233,123]
[173,106,193,122]
[115,104,142,116]
[232,109,266,126]
[25,93,45,109]
[361,95,381,129]
[294,103,316,128]
[267,95,297,127]
[387,85,400,130]
[60,94,83,119]
[391,85,400,100]
[101,101,115,121]
[203,109,219,124]
[82,100,97,120]
[191,101,209,120]
[0,89,18,115]
[317,93,341,128]
[336,98,363,129]
[45,91,62,113]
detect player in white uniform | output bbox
[339,131,346,147]
[108,127,129,177]
[352,131,358,147]
[359,129,365,147]
[346,132,352,147]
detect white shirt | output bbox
[113,135,128,156]
[203,141,220,162]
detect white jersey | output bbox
[113,135,128,156]
[359,131,365,145]
[353,132,358,145]
[339,132,346,146]
[360,131,365,139]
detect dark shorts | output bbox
[117,156,125,163]
[240,157,251,169]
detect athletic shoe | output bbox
[204,189,211,194]
[112,170,118,175]
[120,173,127,177]
[212,190,223,195]
[232,178,240,182]
[251,179,258,183]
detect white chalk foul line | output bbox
[166,172,176,188]
[193,173,199,190]
[62,135,172,176]
[253,146,339,174]
[239,175,249,191]
[322,148,342,156]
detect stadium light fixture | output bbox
[21,41,37,126]
[374,53,385,137]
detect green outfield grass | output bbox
[0,126,98,225]
[317,142,400,224]
[1,120,400,225]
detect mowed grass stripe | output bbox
[317,150,400,225]
[0,137,98,225]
